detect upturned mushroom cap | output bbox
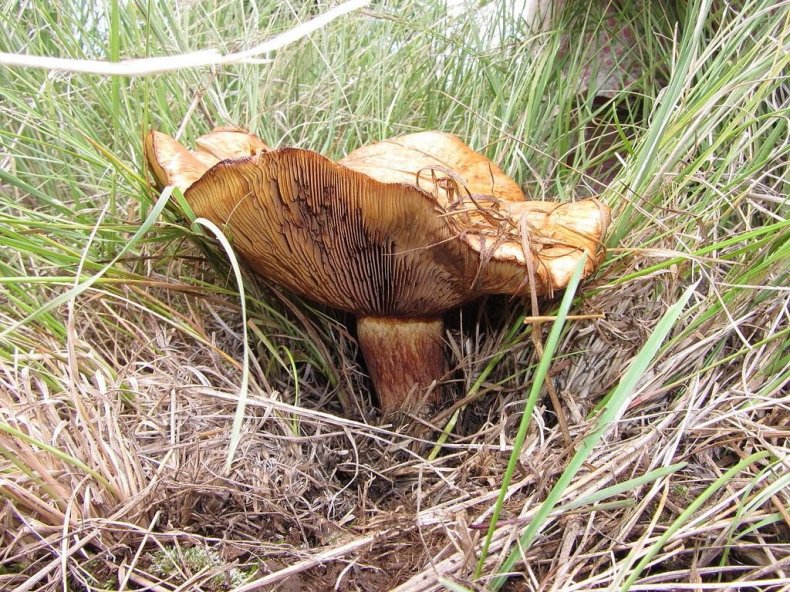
[145,128,610,412]
[145,129,608,308]
[171,146,605,315]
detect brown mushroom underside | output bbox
[145,129,610,413]
[183,147,571,317]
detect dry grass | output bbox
[1,0,788,590]
[2,224,785,590]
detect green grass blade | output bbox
[622,450,774,590]
[474,255,587,578]
[190,218,251,475]
[556,462,687,513]
[0,186,173,339]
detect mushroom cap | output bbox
[339,131,526,203]
[145,130,609,317]
[341,131,609,292]
[145,128,269,193]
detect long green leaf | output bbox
[191,218,251,475]
[474,255,587,578]
[0,186,173,339]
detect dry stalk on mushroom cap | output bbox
[145,128,610,414]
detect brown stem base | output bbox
[356,316,446,414]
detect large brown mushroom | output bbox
[145,128,609,413]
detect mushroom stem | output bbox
[356,316,447,414]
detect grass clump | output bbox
[1,0,787,590]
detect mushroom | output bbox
[145,128,609,413]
